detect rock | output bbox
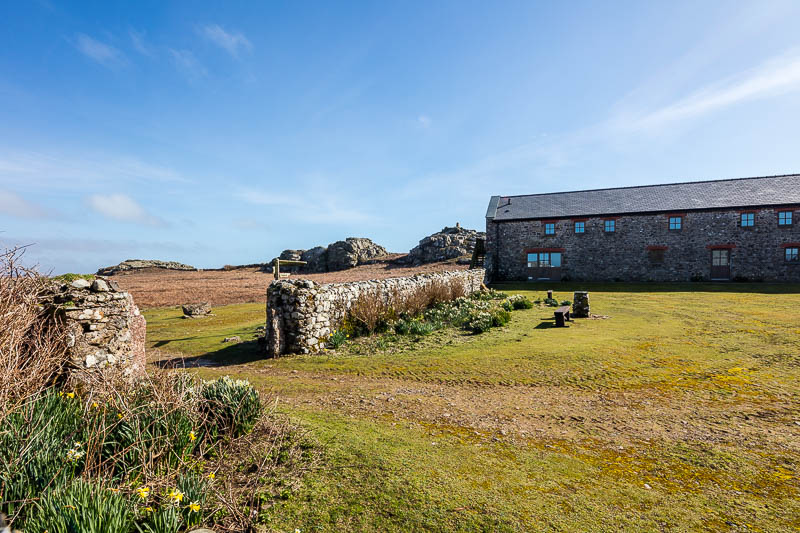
[71,278,91,289]
[326,238,388,271]
[406,225,485,265]
[222,336,240,343]
[97,259,196,276]
[300,246,328,272]
[91,279,110,292]
[572,291,590,318]
[182,302,211,318]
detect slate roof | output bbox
[487,174,800,221]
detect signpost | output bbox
[273,258,307,280]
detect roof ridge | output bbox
[499,173,800,200]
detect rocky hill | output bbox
[405,224,485,265]
[276,237,388,273]
[97,259,197,276]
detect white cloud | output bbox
[87,194,166,227]
[0,190,49,218]
[129,29,154,57]
[74,33,125,67]
[199,24,252,57]
[618,51,800,132]
[169,49,207,79]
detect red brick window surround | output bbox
[778,211,793,226]
[647,245,667,264]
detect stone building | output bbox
[484,174,800,282]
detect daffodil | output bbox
[91,402,98,409]
[117,412,123,419]
[144,506,154,512]
[168,488,184,503]
[189,430,196,442]
[136,486,150,499]
[66,392,75,399]
[188,501,201,513]
[207,472,215,480]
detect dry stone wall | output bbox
[265,269,485,356]
[44,277,146,378]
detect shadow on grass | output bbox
[492,281,800,294]
[153,340,265,369]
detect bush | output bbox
[201,376,262,438]
[543,297,559,307]
[560,300,572,306]
[26,479,133,533]
[491,309,511,327]
[506,295,534,310]
[466,312,494,334]
[347,289,394,335]
[470,289,507,301]
[409,320,435,336]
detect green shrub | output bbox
[506,295,534,310]
[26,479,134,533]
[501,300,514,312]
[491,309,511,327]
[201,376,261,438]
[394,319,411,335]
[327,330,348,349]
[543,297,559,307]
[560,300,572,306]
[470,289,507,301]
[466,312,494,334]
[409,320,435,336]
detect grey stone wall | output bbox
[265,269,486,356]
[486,206,800,282]
[44,277,146,378]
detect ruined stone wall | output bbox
[486,206,800,282]
[44,277,146,378]
[265,269,485,356]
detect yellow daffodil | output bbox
[117,412,123,419]
[144,506,154,512]
[136,486,150,499]
[168,488,184,503]
[188,501,201,513]
[91,402,98,409]
[66,392,75,399]
[189,430,196,442]
[207,472,215,480]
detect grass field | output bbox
[144,284,800,532]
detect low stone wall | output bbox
[265,269,485,356]
[44,277,146,378]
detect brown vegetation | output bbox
[113,256,469,308]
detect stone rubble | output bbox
[182,302,212,318]
[404,225,486,265]
[97,259,196,276]
[265,269,485,356]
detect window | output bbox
[648,249,665,264]
[575,221,585,234]
[669,216,682,230]
[527,252,562,269]
[712,249,730,266]
[544,223,555,235]
[740,212,754,227]
[778,211,793,226]
[786,247,799,262]
[604,219,615,233]
[527,253,537,268]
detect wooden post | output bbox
[273,259,280,280]
[547,289,553,300]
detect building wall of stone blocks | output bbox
[486,206,800,282]
[265,269,486,356]
[44,277,146,378]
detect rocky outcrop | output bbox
[43,277,146,379]
[98,259,196,276]
[182,302,211,318]
[275,238,388,273]
[406,225,485,265]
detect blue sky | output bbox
[2,1,800,274]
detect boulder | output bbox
[407,225,486,265]
[300,246,328,272]
[98,259,196,276]
[326,238,387,271]
[182,302,211,318]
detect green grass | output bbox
[144,284,800,532]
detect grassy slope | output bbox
[144,284,800,532]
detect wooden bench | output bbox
[554,305,571,327]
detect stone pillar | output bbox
[43,277,146,379]
[572,291,589,318]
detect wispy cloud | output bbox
[615,50,800,133]
[129,29,154,57]
[234,186,373,224]
[0,190,49,218]
[169,48,207,79]
[0,150,189,190]
[86,193,167,227]
[199,24,252,58]
[74,33,125,67]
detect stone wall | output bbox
[265,269,485,356]
[486,206,800,282]
[44,277,146,378]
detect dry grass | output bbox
[112,257,469,308]
[0,246,68,414]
